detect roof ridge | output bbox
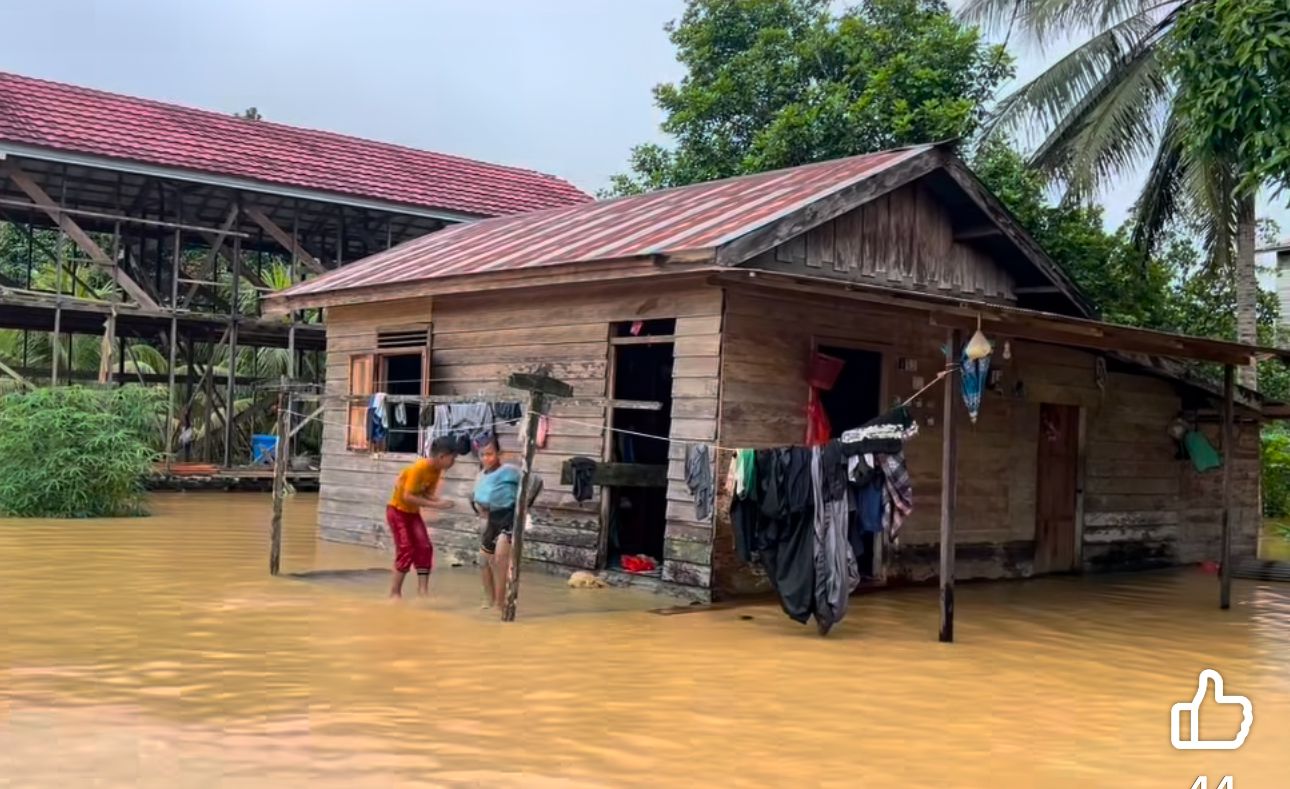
[0,69,586,193]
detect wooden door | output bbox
[1035,403,1080,573]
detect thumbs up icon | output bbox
[1170,669,1253,750]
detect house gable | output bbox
[744,179,1017,304]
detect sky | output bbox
[1,0,1285,253]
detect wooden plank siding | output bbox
[317,282,723,600]
[711,287,1261,596]
[751,181,1016,303]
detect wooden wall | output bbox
[712,287,1260,596]
[747,181,1016,303]
[317,297,435,548]
[317,281,723,600]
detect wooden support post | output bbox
[1220,363,1234,610]
[164,229,180,469]
[502,371,573,622]
[269,386,288,576]
[51,303,61,386]
[223,236,242,467]
[939,328,960,643]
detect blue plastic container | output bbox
[251,434,279,465]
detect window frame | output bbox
[346,336,431,455]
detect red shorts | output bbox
[386,506,433,573]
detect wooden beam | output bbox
[182,206,241,306]
[0,358,35,390]
[1012,286,1062,295]
[939,328,960,643]
[2,162,160,309]
[715,147,943,267]
[1220,364,1234,610]
[954,226,1004,241]
[501,379,554,622]
[609,334,678,346]
[244,206,326,275]
[560,461,668,488]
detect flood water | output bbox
[3,493,1290,787]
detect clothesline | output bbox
[282,363,957,454]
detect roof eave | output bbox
[0,142,487,224]
[262,250,720,317]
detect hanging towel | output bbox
[879,452,913,541]
[493,401,523,422]
[394,401,408,426]
[685,444,714,521]
[568,456,598,502]
[536,415,550,449]
[841,406,918,443]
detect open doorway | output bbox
[604,319,675,572]
[816,343,884,579]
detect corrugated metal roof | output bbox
[0,71,590,217]
[279,146,930,299]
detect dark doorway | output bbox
[382,353,423,454]
[817,344,884,438]
[1035,403,1080,573]
[605,324,675,570]
[816,343,884,578]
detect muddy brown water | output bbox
[3,492,1289,787]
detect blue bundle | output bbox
[960,349,991,424]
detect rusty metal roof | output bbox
[277,146,931,299]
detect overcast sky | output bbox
[2,0,1285,250]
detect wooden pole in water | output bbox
[502,371,572,622]
[1219,363,1234,610]
[270,385,288,576]
[939,328,960,643]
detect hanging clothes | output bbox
[568,456,598,502]
[393,401,408,426]
[811,444,859,634]
[841,405,918,443]
[879,451,913,541]
[428,402,494,456]
[756,448,816,625]
[734,448,756,498]
[492,401,523,422]
[684,443,713,521]
[367,393,388,444]
[536,415,550,449]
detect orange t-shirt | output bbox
[388,458,442,513]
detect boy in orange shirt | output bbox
[386,437,457,598]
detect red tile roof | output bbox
[0,71,590,217]
[279,146,931,300]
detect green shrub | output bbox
[1261,424,1290,519]
[0,386,161,517]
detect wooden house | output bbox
[267,143,1283,604]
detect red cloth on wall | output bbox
[805,388,831,446]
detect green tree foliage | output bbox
[0,386,161,517]
[1261,424,1290,518]
[609,0,1013,194]
[1170,0,1290,195]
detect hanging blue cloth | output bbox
[960,349,990,424]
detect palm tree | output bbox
[962,0,1261,385]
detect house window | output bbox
[346,328,430,454]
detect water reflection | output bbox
[3,493,1288,787]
